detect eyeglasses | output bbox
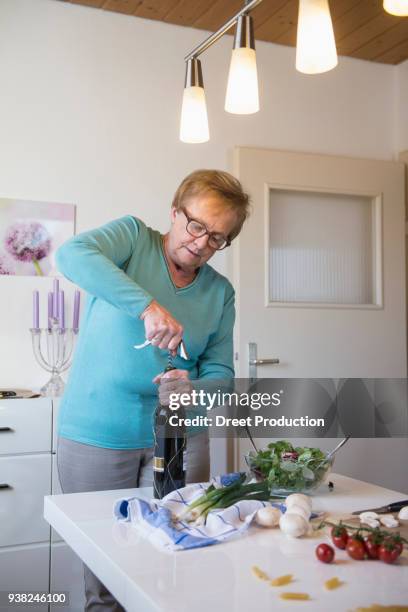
[180,207,231,250]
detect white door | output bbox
[232,147,407,490]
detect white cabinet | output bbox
[0,398,84,612]
[0,454,51,547]
[0,398,51,455]
[0,398,52,610]
[0,543,50,612]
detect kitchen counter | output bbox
[44,474,408,611]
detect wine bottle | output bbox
[153,365,187,499]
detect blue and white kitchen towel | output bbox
[113,473,286,552]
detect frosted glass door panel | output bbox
[268,189,377,305]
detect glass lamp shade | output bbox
[296,0,338,75]
[179,86,209,143]
[225,47,260,114]
[383,0,408,15]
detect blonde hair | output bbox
[172,169,250,241]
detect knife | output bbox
[351,500,408,515]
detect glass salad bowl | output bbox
[245,441,334,497]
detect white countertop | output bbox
[44,474,408,612]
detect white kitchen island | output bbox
[44,474,408,612]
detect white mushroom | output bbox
[363,518,380,529]
[255,506,282,528]
[398,506,408,521]
[379,513,395,521]
[279,512,309,538]
[287,503,311,522]
[285,493,312,511]
[380,515,399,528]
[359,511,379,523]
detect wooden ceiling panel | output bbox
[255,0,298,42]
[192,0,283,33]
[274,23,297,47]
[58,0,408,64]
[256,0,371,50]
[330,0,363,21]
[67,0,104,7]
[248,0,290,31]
[133,0,179,21]
[352,18,408,60]
[163,0,218,27]
[192,0,243,31]
[374,36,408,63]
[102,0,142,15]
[337,11,400,55]
[333,0,383,42]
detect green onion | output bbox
[175,476,273,525]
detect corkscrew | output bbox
[134,339,190,361]
[166,351,175,371]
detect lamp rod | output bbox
[184,0,264,62]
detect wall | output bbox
[396,59,408,153]
[0,0,406,480]
[0,0,399,388]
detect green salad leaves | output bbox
[247,440,331,493]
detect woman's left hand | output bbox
[153,369,193,407]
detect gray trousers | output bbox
[57,432,210,611]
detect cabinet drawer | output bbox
[0,399,51,455]
[0,543,49,612]
[0,454,51,547]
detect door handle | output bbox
[0,484,12,490]
[249,359,280,366]
[0,427,13,432]
[249,343,279,383]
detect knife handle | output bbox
[388,500,408,512]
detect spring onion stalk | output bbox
[176,474,272,525]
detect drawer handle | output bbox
[0,483,12,490]
[0,427,13,432]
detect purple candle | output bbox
[73,290,80,331]
[58,290,65,331]
[33,290,39,330]
[53,278,59,319]
[48,292,53,329]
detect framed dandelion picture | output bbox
[0,199,75,276]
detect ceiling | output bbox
[60,0,408,65]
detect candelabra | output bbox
[30,318,78,397]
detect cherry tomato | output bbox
[316,543,335,563]
[387,536,403,557]
[331,525,348,550]
[378,540,401,564]
[346,536,366,560]
[364,534,381,559]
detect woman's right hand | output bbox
[140,300,183,353]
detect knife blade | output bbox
[351,500,408,515]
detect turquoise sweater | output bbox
[55,216,235,449]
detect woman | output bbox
[56,169,250,611]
